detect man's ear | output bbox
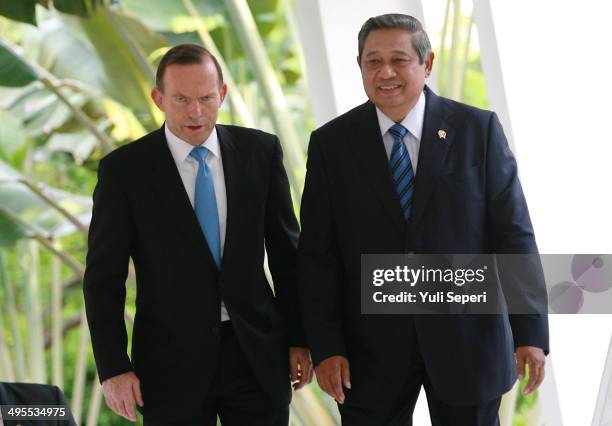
[424,52,435,78]
[219,83,228,104]
[151,87,164,111]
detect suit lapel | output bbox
[146,126,219,270]
[351,101,406,234]
[409,87,454,230]
[216,125,246,274]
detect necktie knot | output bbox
[388,124,408,142]
[189,145,209,163]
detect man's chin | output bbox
[373,99,406,111]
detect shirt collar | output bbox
[375,90,426,141]
[165,123,220,163]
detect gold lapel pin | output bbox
[437,130,447,140]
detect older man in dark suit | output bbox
[298,14,548,426]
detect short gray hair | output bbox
[358,14,432,64]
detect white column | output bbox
[482,1,612,425]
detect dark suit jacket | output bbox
[298,87,549,405]
[83,124,303,421]
[0,382,76,425]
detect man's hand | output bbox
[314,355,351,404]
[101,371,143,422]
[516,346,546,395]
[289,347,313,390]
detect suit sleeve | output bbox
[83,157,134,382]
[298,132,347,365]
[485,112,549,354]
[264,137,306,347]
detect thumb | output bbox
[132,380,144,407]
[341,359,351,389]
[516,353,526,380]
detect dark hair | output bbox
[358,14,432,64]
[155,44,224,91]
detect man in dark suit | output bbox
[0,381,77,425]
[298,14,549,425]
[83,44,312,425]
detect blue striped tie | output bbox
[388,124,415,220]
[190,146,221,268]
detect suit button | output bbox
[211,326,220,335]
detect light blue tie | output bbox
[190,146,221,268]
[389,124,415,220]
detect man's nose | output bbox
[188,100,202,116]
[379,63,397,79]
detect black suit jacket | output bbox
[0,382,76,425]
[298,87,549,405]
[83,125,303,420]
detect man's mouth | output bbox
[378,84,402,92]
[186,125,204,131]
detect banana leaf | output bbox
[0,160,92,244]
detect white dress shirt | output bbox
[376,90,426,174]
[165,124,230,321]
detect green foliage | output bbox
[119,0,226,32]
[52,0,103,18]
[0,1,313,423]
[461,52,488,109]
[0,0,103,26]
[0,212,27,246]
[0,109,29,168]
[435,47,488,109]
[513,368,539,426]
[0,0,38,26]
[0,40,40,87]
[61,7,165,120]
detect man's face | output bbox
[359,28,433,122]
[151,59,227,146]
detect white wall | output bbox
[488,1,612,424]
